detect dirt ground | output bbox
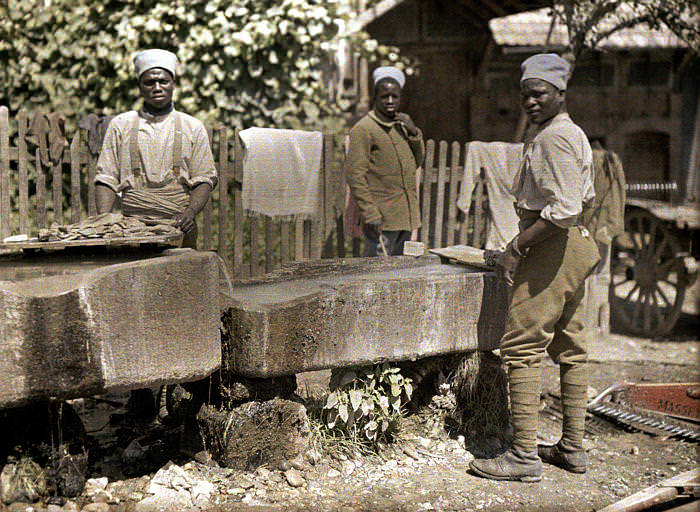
[1,287,698,512]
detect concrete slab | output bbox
[0,248,221,409]
[222,257,508,378]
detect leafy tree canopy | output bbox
[552,0,700,59]
[0,0,412,132]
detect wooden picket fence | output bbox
[0,106,490,276]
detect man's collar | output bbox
[139,105,175,122]
[368,110,399,128]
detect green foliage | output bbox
[323,363,413,446]
[0,0,413,132]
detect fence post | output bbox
[18,109,29,234]
[218,124,230,268]
[69,134,82,224]
[0,107,10,238]
[446,141,461,246]
[420,139,435,246]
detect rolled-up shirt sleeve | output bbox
[531,133,584,228]
[94,121,122,192]
[186,124,218,189]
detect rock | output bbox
[237,477,254,490]
[193,450,218,468]
[326,469,341,478]
[284,469,304,488]
[278,460,291,471]
[122,439,146,464]
[305,449,321,466]
[630,446,639,455]
[81,504,109,512]
[197,399,310,471]
[342,461,355,476]
[84,477,108,494]
[63,500,79,511]
[135,461,214,512]
[255,467,272,481]
[47,505,63,512]
[5,503,38,512]
[288,455,307,471]
[1,458,47,504]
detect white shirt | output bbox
[512,113,595,228]
[95,109,217,193]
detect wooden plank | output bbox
[264,216,274,273]
[336,215,346,258]
[446,142,461,246]
[50,127,63,224]
[304,219,312,259]
[420,139,435,245]
[280,220,291,264]
[473,175,485,248]
[295,217,304,261]
[203,125,214,250]
[249,215,259,276]
[0,106,10,238]
[218,124,230,266]
[69,134,81,224]
[86,153,97,218]
[232,130,244,275]
[459,143,470,244]
[35,149,46,229]
[433,141,448,248]
[17,109,29,234]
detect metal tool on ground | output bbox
[587,383,700,442]
[598,467,699,512]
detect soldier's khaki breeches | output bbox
[500,226,600,370]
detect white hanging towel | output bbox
[239,127,323,219]
[456,141,523,250]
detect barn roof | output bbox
[489,6,688,50]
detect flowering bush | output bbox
[0,0,413,131]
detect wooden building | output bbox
[345,0,698,196]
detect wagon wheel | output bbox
[609,209,687,337]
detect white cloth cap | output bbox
[372,66,406,88]
[133,49,179,78]
[520,53,569,91]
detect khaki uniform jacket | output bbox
[344,111,424,231]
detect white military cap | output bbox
[133,49,179,78]
[520,53,570,91]
[372,66,406,88]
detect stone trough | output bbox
[221,256,508,378]
[0,247,221,410]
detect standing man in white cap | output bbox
[469,53,599,482]
[345,66,423,256]
[95,48,217,249]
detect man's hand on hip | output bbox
[174,207,196,233]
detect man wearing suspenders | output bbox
[95,49,217,248]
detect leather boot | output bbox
[538,441,587,473]
[469,448,543,482]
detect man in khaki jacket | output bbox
[344,66,424,256]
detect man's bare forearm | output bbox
[95,183,117,214]
[516,218,564,251]
[187,183,213,216]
